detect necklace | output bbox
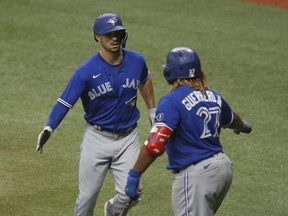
[115,55,122,65]
[100,50,122,65]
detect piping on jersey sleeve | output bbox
[154,122,174,133]
[140,70,151,83]
[57,98,74,109]
[222,111,235,128]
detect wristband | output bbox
[44,125,53,133]
[148,108,156,115]
[128,169,142,178]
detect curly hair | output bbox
[171,72,208,95]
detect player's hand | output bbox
[36,126,53,153]
[233,121,252,135]
[125,169,142,200]
[148,108,156,126]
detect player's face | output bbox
[98,30,124,53]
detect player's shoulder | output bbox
[123,48,145,61]
[206,88,223,100]
[206,88,219,95]
[76,53,101,71]
[69,53,101,80]
[159,89,180,105]
[164,85,189,99]
[161,85,207,103]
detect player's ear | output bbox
[95,34,101,42]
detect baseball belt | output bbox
[172,151,224,174]
[90,123,137,136]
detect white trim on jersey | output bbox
[57,98,73,109]
[154,122,173,132]
[140,69,151,84]
[222,110,235,128]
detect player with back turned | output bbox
[36,13,156,216]
[125,47,252,216]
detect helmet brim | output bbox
[96,26,126,35]
[94,28,127,42]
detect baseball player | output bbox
[36,13,156,216]
[125,47,252,216]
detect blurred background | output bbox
[0,0,287,215]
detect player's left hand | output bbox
[125,169,142,200]
[36,126,53,153]
[148,108,156,126]
[233,121,252,135]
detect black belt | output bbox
[90,123,137,136]
[172,151,223,174]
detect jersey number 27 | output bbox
[196,106,221,139]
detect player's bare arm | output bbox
[125,125,172,199]
[139,77,155,109]
[139,77,156,124]
[228,112,252,134]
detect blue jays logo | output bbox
[125,95,137,110]
[107,17,118,26]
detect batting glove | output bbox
[125,169,142,200]
[233,121,252,135]
[148,108,156,126]
[36,126,53,153]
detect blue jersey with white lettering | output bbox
[57,48,150,131]
[154,85,234,170]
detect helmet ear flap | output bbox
[121,30,128,48]
[163,65,173,84]
[93,30,128,47]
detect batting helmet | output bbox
[163,47,202,84]
[93,13,128,47]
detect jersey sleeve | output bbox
[154,96,179,131]
[140,59,150,83]
[46,102,69,130]
[57,70,86,109]
[220,96,235,127]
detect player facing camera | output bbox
[37,12,155,216]
[93,13,128,48]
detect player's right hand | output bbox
[36,126,53,153]
[125,169,142,200]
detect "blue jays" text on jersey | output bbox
[57,48,150,131]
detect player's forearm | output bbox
[227,113,244,129]
[139,77,155,109]
[133,146,157,174]
[46,102,69,130]
[133,125,172,173]
[227,112,252,134]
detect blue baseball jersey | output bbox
[154,85,234,170]
[57,48,150,131]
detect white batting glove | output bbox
[148,108,156,126]
[36,126,53,153]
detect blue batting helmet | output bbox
[163,47,202,84]
[93,13,128,47]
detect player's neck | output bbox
[100,50,122,65]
